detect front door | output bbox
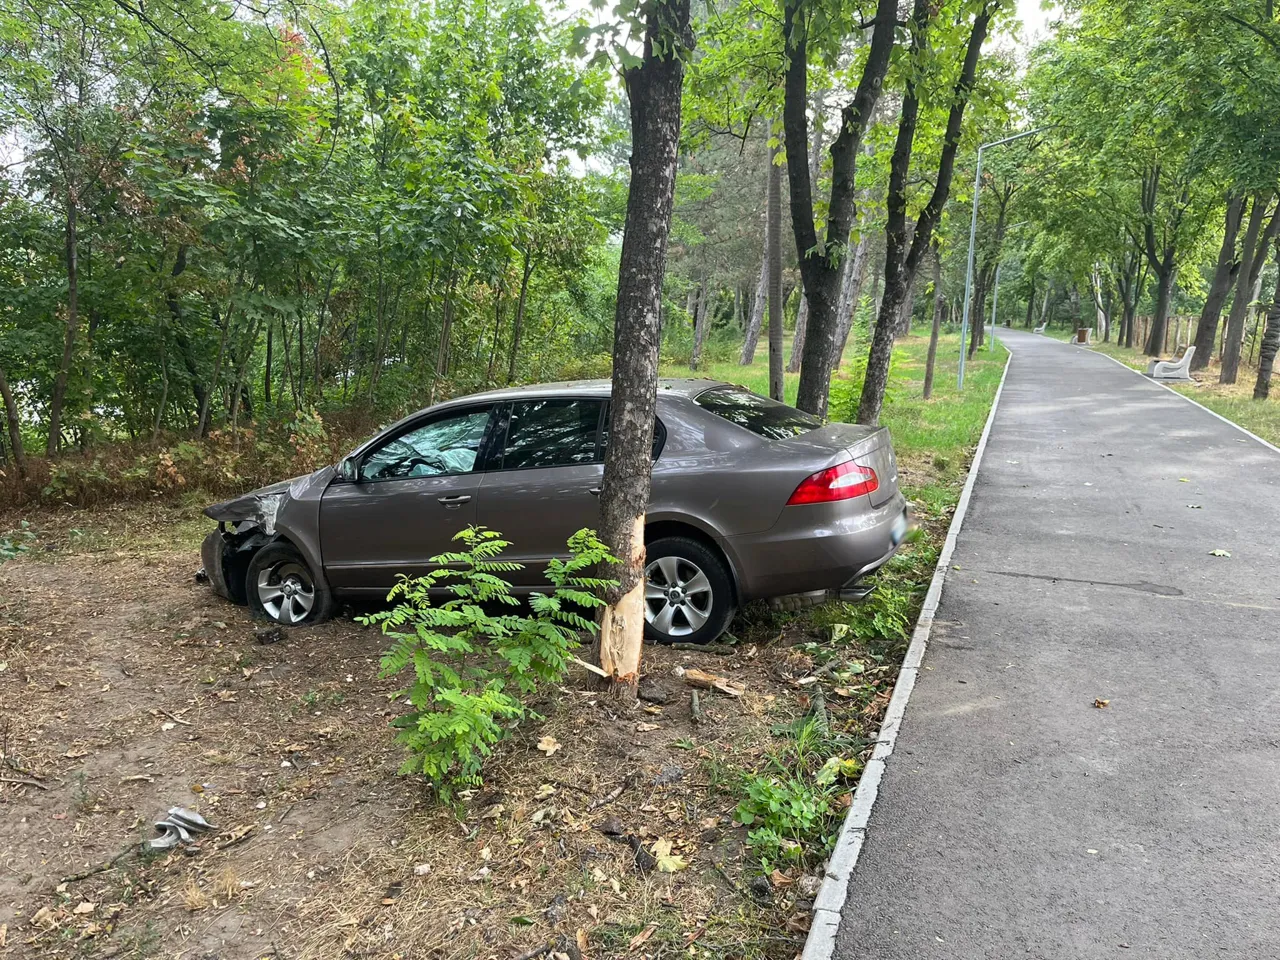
[477,397,605,586]
[319,405,495,593]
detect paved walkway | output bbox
[836,331,1280,959]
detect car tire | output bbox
[643,537,736,646]
[245,542,335,626]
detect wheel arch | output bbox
[644,517,741,604]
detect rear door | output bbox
[476,397,605,586]
[319,404,496,592]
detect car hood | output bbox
[203,467,333,529]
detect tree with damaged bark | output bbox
[588,0,694,702]
[855,0,1003,426]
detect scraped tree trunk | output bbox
[0,364,26,479]
[834,230,871,355]
[595,0,692,704]
[1192,196,1245,370]
[1222,194,1280,384]
[922,244,943,401]
[767,144,785,401]
[1252,245,1280,400]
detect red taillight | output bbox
[787,461,879,505]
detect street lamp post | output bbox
[957,128,1046,388]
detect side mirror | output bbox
[338,456,359,483]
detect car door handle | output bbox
[588,487,602,496]
[437,494,472,506]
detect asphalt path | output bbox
[835,330,1280,959]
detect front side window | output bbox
[501,399,604,470]
[360,408,492,481]
[694,386,823,440]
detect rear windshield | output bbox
[694,386,824,440]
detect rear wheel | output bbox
[643,537,735,646]
[246,543,335,626]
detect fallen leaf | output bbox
[651,838,687,873]
[628,924,657,951]
[1094,698,1110,708]
[480,845,492,861]
[576,927,589,954]
[536,735,561,757]
[479,803,505,820]
[413,863,431,877]
[215,690,237,702]
[161,722,176,731]
[769,869,793,888]
[64,747,88,759]
[1178,477,1189,482]
[534,783,556,800]
[635,722,659,733]
[30,906,57,930]
[468,866,491,881]
[1209,549,1231,557]
[72,902,96,916]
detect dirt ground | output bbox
[0,504,896,960]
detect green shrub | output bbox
[361,526,617,799]
[0,520,36,564]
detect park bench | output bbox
[1033,322,1047,334]
[1147,345,1195,381]
[1075,327,1092,344]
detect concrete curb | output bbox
[1087,350,1280,456]
[800,345,1014,960]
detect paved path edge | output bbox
[800,346,1014,960]
[1081,346,1280,456]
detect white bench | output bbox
[1147,346,1195,381]
[1033,322,1047,334]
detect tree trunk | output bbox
[834,229,871,355]
[1192,195,1245,370]
[264,322,274,406]
[856,0,996,426]
[1146,267,1174,356]
[508,250,534,384]
[46,196,81,455]
[690,277,709,371]
[741,240,767,364]
[1222,194,1279,384]
[923,245,943,401]
[0,364,26,479]
[767,144,785,401]
[897,271,917,338]
[595,0,691,704]
[787,294,809,372]
[786,0,899,416]
[1251,246,1280,400]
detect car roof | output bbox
[447,378,728,405]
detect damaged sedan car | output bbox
[202,379,909,645]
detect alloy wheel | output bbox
[644,555,714,637]
[256,561,316,624]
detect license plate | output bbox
[890,510,908,546]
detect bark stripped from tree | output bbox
[595,0,692,703]
[785,0,899,416]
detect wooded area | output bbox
[2,0,1279,492]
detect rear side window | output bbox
[501,399,604,469]
[694,386,823,440]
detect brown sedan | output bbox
[202,379,908,645]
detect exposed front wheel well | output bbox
[644,520,739,604]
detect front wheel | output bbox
[642,537,735,646]
[245,543,335,626]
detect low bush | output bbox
[361,526,617,800]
